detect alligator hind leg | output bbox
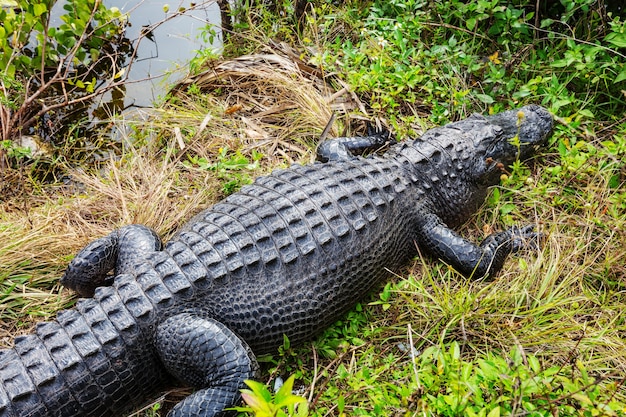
[316,123,394,162]
[155,313,259,417]
[61,224,162,297]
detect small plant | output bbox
[412,342,626,416]
[233,375,308,417]
[186,147,263,195]
[0,139,31,161]
[328,0,626,123]
[0,0,224,169]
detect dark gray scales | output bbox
[0,105,553,416]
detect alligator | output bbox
[0,104,553,416]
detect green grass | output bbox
[2,0,626,416]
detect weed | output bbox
[186,147,263,196]
[316,0,626,123]
[232,375,309,417]
[0,0,128,144]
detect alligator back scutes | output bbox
[164,157,420,353]
[174,158,404,289]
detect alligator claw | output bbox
[365,122,395,144]
[509,224,545,252]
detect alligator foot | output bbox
[416,213,543,279]
[155,313,259,417]
[316,123,394,162]
[61,224,163,297]
[505,224,545,252]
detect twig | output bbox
[307,345,318,404]
[318,112,336,143]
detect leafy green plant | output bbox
[0,0,130,145]
[322,0,626,124]
[186,147,263,195]
[412,342,625,416]
[233,375,309,417]
[1,139,31,160]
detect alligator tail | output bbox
[0,286,166,417]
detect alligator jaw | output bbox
[486,104,553,162]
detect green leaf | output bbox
[528,355,541,373]
[466,17,476,31]
[576,109,594,119]
[243,379,273,402]
[295,401,309,416]
[491,187,501,203]
[572,392,593,405]
[609,174,621,188]
[449,341,460,360]
[605,32,626,49]
[33,3,47,17]
[550,58,570,68]
[475,93,495,104]
[500,203,516,215]
[240,390,275,416]
[275,394,306,409]
[615,67,626,84]
[487,406,500,417]
[551,98,572,111]
[90,48,100,62]
[5,63,15,79]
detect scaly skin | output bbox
[0,105,553,416]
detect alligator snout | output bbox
[518,104,554,145]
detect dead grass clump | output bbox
[0,139,217,341]
[171,41,368,165]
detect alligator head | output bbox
[406,104,553,186]
[396,104,553,226]
[470,104,554,186]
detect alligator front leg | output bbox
[316,124,394,162]
[61,224,162,297]
[155,313,259,417]
[417,213,542,278]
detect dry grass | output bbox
[172,41,369,163]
